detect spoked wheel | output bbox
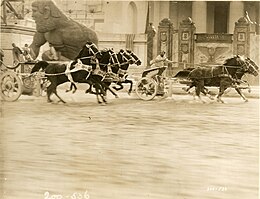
[135,77,158,100]
[0,71,22,101]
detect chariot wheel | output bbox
[0,71,22,101]
[135,77,158,100]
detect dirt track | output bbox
[0,88,259,199]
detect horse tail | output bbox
[31,61,49,73]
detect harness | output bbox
[65,60,92,83]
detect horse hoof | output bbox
[65,90,70,93]
[128,92,131,95]
[115,95,119,98]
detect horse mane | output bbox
[223,55,247,66]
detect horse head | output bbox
[74,42,101,65]
[98,48,120,72]
[242,57,259,76]
[117,49,135,67]
[232,56,259,77]
[126,49,142,66]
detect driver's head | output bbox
[160,51,165,57]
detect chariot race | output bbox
[0,43,258,104]
[1,1,260,199]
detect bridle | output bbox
[128,51,141,65]
[119,50,134,66]
[244,58,259,75]
[108,50,120,67]
[78,43,100,61]
[86,43,99,56]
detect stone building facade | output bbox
[1,1,259,84]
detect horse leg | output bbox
[53,89,66,103]
[216,86,226,103]
[182,83,195,95]
[194,80,206,103]
[72,83,77,94]
[114,80,133,95]
[201,87,214,100]
[125,79,133,95]
[90,78,107,104]
[66,83,77,93]
[86,85,93,94]
[66,83,73,93]
[46,81,56,103]
[94,83,107,104]
[101,82,118,98]
[112,83,123,91]
[235,88,248,102]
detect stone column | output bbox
[233,17,250,57]
[229,1,244,33]
[192,1,207,33]
[178,17,196,68]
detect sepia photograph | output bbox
[0,0,259,198]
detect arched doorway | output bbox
[127,2,137,33]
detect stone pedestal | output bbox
[178,17,196,68]
[233,17,250,56]
[157,18,174,75]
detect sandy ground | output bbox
[0,86,259,199]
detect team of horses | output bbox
[31,41,259,104]
[31,42,141,104]
[174,55,259,103]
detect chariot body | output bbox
[0,61,58,101]
[135,66,170,100]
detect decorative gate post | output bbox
[157,18,174,75]
[233,17,250,56]
[178,17,196,68]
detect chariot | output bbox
[135,66,176,100]
[0,61,49,102]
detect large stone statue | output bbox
[30,0,98,61]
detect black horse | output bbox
[86,49,142,97]
[174,55,259,103]
[31,42,113,104]
[106,49,140,95]
[66,42,101,93]
[83,47,121,97]
[66,44,121,97]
